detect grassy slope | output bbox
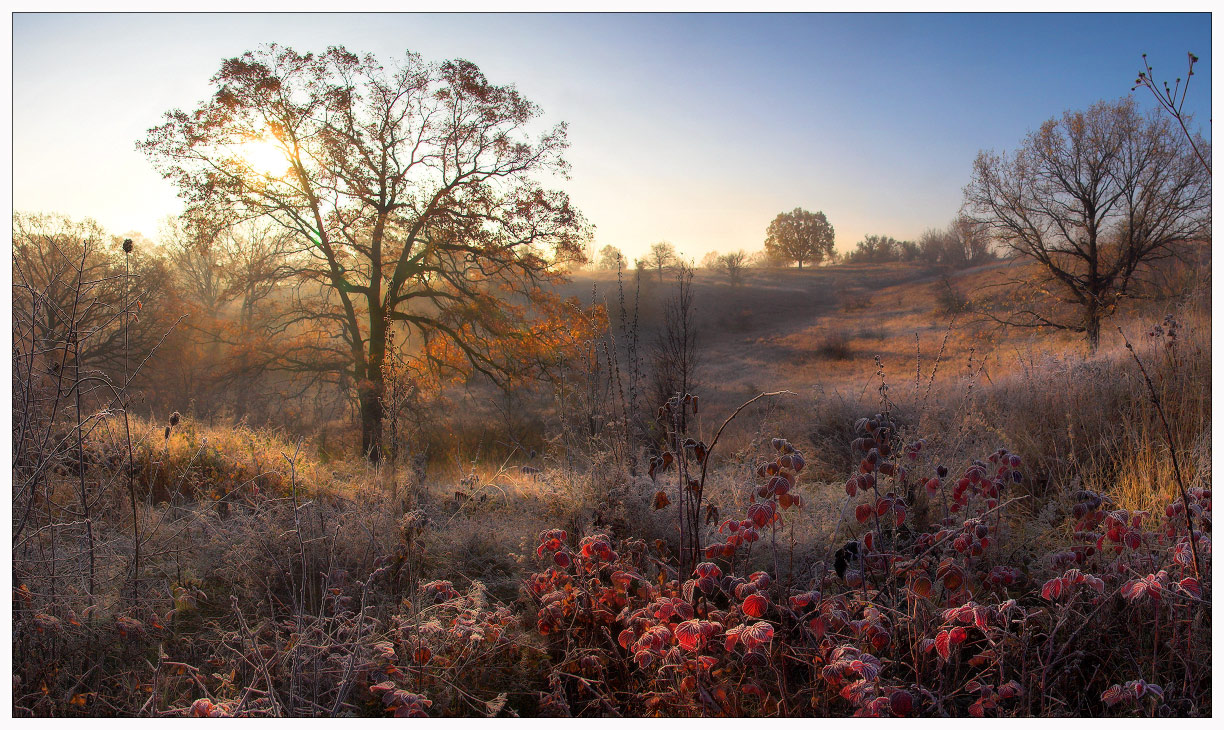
[12,257,1211,717]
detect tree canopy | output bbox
[763,208,835,268]
[141,45,602,458]
[597,244,625,270]
[646,241,679,278]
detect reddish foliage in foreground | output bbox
[519,418,1210,716]
[13,416,1211,717]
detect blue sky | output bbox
[12,12,1212,261]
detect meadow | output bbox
[11,253,1211,717]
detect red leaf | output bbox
[743,621,774,646]
[934,629,951,661]
[674,619,706,651]
[742,594,770,618]
[617,628,635,649]
[973,606,990,631]
[890,689,914,716]
[1041,578,1063,601]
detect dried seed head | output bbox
[168,411,181,426]
[122,238,134,254]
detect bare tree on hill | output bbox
[964,97,1210,351]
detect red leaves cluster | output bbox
[189,698,233,718]
[707,445,807,559]
[369,683,432,717]
[1120,571,1169,602]
[1101,679,1164,707]
[964,680,1025,717]
[1041,569,1106,602]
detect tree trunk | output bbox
[359,303,389,462]
[1085,301,1101,354]
[359,377,384,462]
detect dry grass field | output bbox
[13,254,1211,717]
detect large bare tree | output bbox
[964,97,1210,351]
[141,45,591,459]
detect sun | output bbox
[235,135,290,177]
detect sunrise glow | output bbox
[235,134,291,178]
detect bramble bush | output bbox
[515,407,1210,717]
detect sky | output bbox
[11,12,1213,262]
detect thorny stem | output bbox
[697,390,796,490]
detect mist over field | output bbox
[11,12,1212,719]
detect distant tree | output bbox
[159,215,300,408]
[964,97,1210,351]
[918,226,950,265]
[163,215,295,323]
[764,208,835,269]
[12,212,177,375]
[747,248,783,268]
[918,227,950,266]
[649,263,700,415]
[949,216,994,265]
[847,234,901,263]
[141,45,595,460]
[918,216,995,267]
[647,241,678,280]
[698,251,720,270]
[598,244,625,271]
[715,250,748,286]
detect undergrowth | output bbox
[12,304,1211,716]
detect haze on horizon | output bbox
[11,11,1212,263]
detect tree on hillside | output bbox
[918,216,995,267]
[141,45,597,460]
[748,248,783,268]
[646,241,678,280]
[964,97,1210,351]
[846,234,901,263]
[715,250,748,286]
[597,244,625,271]
[763,208,835,269]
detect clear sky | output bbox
[12,12,1212,262]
